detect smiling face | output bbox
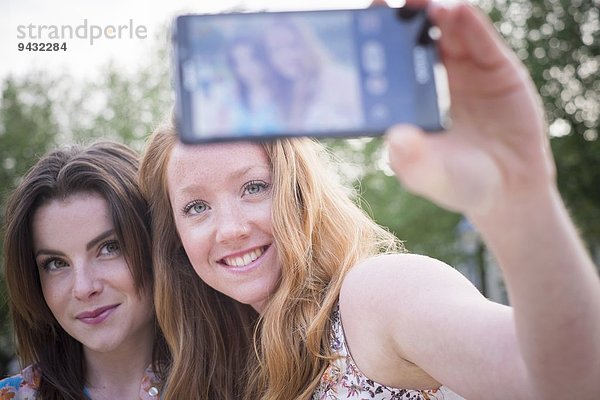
[166,142,281,313]
[32,192,154,355]
[264,22,315,80]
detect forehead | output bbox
[167,141,270,182]
[34,192,109,220]
[31,192,113,248]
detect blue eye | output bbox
[99,240,121,256]
[244,181,269,196]
[183,200,209,215]
[42,257,69,271]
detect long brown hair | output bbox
[139,122,400,399]
[2,141,169,400]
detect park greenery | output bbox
[0,0,598,375]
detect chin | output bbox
[80,336,122,354]
[241,283,281,313]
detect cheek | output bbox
[179,225,211,268]
[135,289,155,321]
[258,202,274,234]
[39,277,65,318]
[116,269,140,293]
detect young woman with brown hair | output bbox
[140,1,600,399]
[0,142,169,399]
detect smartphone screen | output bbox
[173,6,449,143]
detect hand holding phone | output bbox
[172,5,449,143]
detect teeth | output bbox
[223,247,264,267]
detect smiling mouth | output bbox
[221,246,267,267]
[76,304,119,324]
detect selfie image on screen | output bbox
[183,12,364,137]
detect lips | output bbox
[220,246,267,268]
[76,304,119,324]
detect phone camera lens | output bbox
[418,20,436,45]
[396,6,420,21]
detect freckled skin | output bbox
[167,142,281,313]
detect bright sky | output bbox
[1,0,374,81]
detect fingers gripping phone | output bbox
[172,5,449,143]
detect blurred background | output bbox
[1,0,599,375]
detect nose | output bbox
[72,262,102,300]
[215,204,250,244]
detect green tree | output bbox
[483,0,600,257]
[68,26,172,150]
[323,137,464,265]
[70,60,171,150]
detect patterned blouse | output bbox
[313,304,465,400]
[0,364,161,400]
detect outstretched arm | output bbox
[386,1,600,397]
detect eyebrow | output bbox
[177,165,269,195]
[34,229,116,258]
[85,229,115,251]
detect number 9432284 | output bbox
[18,42,67,51]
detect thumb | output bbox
[385,125,500,214]
[386,125,450,205]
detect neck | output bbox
[83,326,154,399]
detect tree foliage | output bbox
[323,137,464,264]
[484,0,600,254]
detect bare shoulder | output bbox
[339,254,498,389]
[340,254,486,351]
[340,253,482,308]
[337,253,495,388]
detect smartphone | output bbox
[172,5,450,143]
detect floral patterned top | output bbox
[0,364,161,400]
[313,304,465,400]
